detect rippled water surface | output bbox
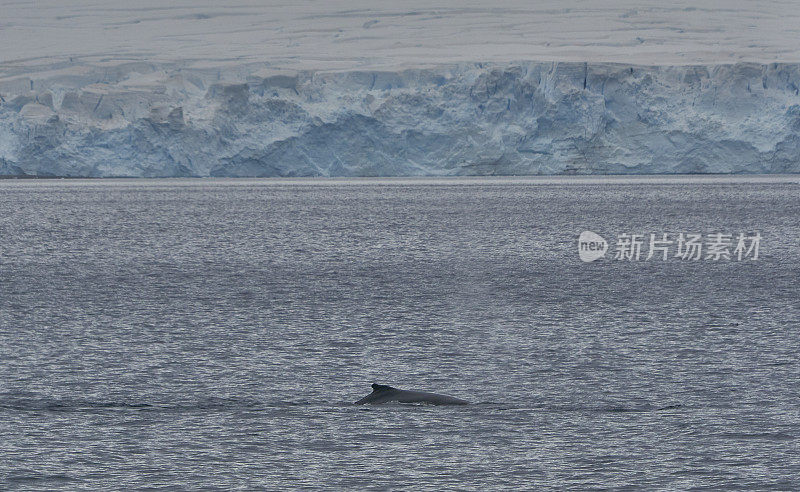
[1,177,799,489]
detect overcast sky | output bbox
[2,0,799,69]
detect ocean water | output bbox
[1,176,798,490]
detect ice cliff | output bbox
[2,61,800,177]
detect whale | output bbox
[354,383,469,405]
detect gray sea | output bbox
[1,176,799,490]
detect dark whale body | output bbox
[354,383,469,405]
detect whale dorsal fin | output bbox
[371,383,395,393]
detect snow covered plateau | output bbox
[2,1,800,177]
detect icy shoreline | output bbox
[2,61,800,177]
[3,1,800,177]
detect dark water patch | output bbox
[716,432,794,441]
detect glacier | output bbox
[2,61,800,177]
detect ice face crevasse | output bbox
[1,62,800,177]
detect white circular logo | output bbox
[578,231,607,262]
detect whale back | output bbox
[354,383,399,404]
[354,383,468,405]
